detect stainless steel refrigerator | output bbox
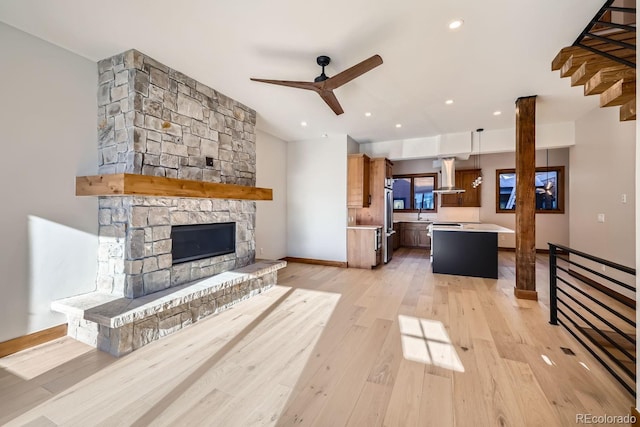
[384,179,395,263]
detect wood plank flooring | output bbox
[0,248,633,426]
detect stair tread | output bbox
[578,326,635,352]
[584,65,636,95]
[620,99,636,121]
[601,80,636,107]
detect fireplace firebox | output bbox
[171,222,236,264]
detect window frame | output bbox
[495,166,565,214]
[392,173,438,213]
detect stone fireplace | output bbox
[95,49,257,299]
[171,222,236,264]
[52,49,286,356]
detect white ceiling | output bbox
[0,0,604,143]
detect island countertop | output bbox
[431,223,514,233]
[347,225,383,230]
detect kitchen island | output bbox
[429,223,514,279]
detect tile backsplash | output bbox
[393,207,480,223]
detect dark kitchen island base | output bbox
[432,230,498,279]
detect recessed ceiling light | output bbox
[445,99,454,105]
[395,124,402,128]
[321,133,328,138]
[365,112,372,117]
[493,111,502,116]
[449,19,464,30]
[300,121,307,127]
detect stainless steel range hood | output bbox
[433,157,465,194]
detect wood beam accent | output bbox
[0,324,67,358]
[514,96,538,300]
[620,98,636,121]
[584,65,637,95]
[600,79,636,107]
[76,174,273,200]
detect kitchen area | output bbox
[346,153,515,279]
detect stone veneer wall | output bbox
[95,50,257,298]
[98,196,255,298]
[97,49,256,183]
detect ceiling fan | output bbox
[536,181,554,196]
[250,54,383,115]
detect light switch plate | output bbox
[597,213,605,223]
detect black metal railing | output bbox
[573,0,636,69]
[549,243,636,397]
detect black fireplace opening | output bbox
[171,222,236,265]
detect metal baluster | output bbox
[549,244,558,325]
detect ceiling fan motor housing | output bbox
[315,55,331,82]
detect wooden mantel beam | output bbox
[76,174,273,201]
[514,96,538,301]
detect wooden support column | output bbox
[514,96,538,301]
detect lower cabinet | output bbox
[393,223,401,250]
[347,227,382,269]
[398,222,431,249]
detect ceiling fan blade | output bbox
[324,54,383,90]
[319,90,344,115]
[250,78,317,91]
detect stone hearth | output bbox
[54,260,285,356]
[52,49,284,356]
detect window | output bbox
[393,173,438,212]
[496,166,565,213]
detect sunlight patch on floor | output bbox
[0,338,97,381]
[398,315,464,372]
[4,285,341,426]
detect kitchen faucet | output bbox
[417,193,425,220]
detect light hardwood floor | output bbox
[0,249,633,426]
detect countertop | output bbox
[431,223,514,233]
[393,220,433,224]
[347,225,383,230]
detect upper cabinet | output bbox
[385,159,393,179]
[347,154,371,208]
[440,168,482,207]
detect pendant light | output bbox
[472,128,484,188]
[536,149,554,201]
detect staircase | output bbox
[579,326,636,375]
[552,0,636,121]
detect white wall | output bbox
[0,23,98,342]
[572,106,635,291]
[255,130,287,260]
[287,135,348,262]
[391,150,571,249]
[347,135,359,154]
[359,122,575,160]
[478,149,570,249]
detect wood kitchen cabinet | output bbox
[347,154,371,208]
[385,159,393,179]
[347,227,382,269]
[353,157,393,226]
[440,168,482,207]
[393,222,401,250]
[398,222,431,249]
